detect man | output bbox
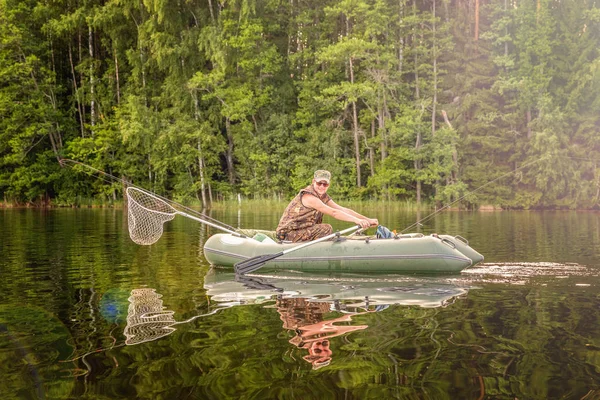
[276,170,378,242]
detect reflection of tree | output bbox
[0,306,75,399]
[275,297,368,369]
[124,289,177,345]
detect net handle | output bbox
[59,158,238,233]
[177,210,240,235]
[126,187,242,236]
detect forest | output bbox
[1,0,599,208]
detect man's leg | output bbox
[285,224,333,242]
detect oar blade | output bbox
[234,252,284,275]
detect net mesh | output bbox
[126,187,177,245]
[124,288,176,345]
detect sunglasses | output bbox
[315,181,329,188]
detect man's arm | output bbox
[302,195,377,229]
[327,199,379,227]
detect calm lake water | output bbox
[1,206,600,399]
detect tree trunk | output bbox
[414,127,422,207]
[68,43,85,137]
[50,37,56,76]
[148,155,152,191]
[431,0,437,138]
[114,45,120,105]
[379,92,390,200]
[225,117,235,185]
[132,0,147,105]
[349,56,361,187]
[198,141,208,207]
[379,92,388,161]
[192,91,209,207]
[397,0,404,74]
[48,89,63,162]
[139,35,147,105]
[442,110,458,183]
[504,0,509,58]
[369,120,375,177]
[526,108,532,139]
[413,0,420,99]
[47,124,61,163]
[414,101,425,208]
[443,0,450,22]
[432,0,441,208]
[207,0,216,24]
[474,0,480,41]
[88,25,96,132]
[595,162,600,204]
[413,0,422,206]
[78,29,86,129]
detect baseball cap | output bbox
[313,170,331,183]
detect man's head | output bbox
[312,170,331,194]
[301,339,332,370]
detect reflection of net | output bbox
[124,288,176,345]
[126,187,176,245]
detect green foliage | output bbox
[1,0,599,208]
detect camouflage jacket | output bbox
[276,185,331,234]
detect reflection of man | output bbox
[276,297,368,369]
[297,339,332,369]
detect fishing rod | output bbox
[400,154,559,233]
[58,158,237,233]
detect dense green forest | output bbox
[1,0,599,208]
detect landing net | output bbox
[126,187,177,245]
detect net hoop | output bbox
[126,187,177,245]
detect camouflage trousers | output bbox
[277,224,333,243]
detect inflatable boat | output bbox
[203,232,484,274]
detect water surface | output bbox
[1,207,599,399]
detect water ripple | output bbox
[458,262,600,286]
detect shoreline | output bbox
[1,200,598,212]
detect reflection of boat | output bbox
[204,268,471,370]
[203,268,470,309]
[204,232,483,274]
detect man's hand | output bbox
[356,218,372,229]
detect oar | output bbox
[234,225,361,275]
